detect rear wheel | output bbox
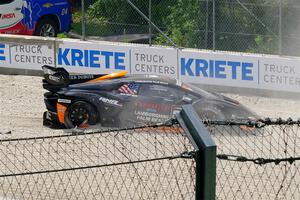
[34,18,58,37]
[64,101,98,129]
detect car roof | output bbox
[68,74,178,90]
[118,74,178,85]
[68,73,213,98]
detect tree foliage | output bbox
[87,0,300,55]
[154,0,204,48]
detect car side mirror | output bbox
[182,96,192,103]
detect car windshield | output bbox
[182,83,215,98]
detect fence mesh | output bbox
[72,0,300,56]
[206,119,300,200]
[0,124,195,200]
[1,116,300,199]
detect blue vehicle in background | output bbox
[0,0,72,37]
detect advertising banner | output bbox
[56,40,130,74]
[1,35,300,94]
[259,57,300,92]
[56,40,178,78]
[130,46,177,78]
[0,43,10,67]
[178,49,259,89]
[10,44,54,69]
[179,49,300,93]
[0,40,54,70]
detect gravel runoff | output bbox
[0,74,300,137]
[0,74,300,200]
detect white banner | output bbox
[0,40,54,70]
[259,57,300,92]
[56,40,130,74]
[178,49,259,89]
[179,49,300,93]
[0,43,10,66]
[10,44,54,69]
[1,35,300,94]
[130,46,177,78]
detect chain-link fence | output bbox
[1,107,300,199]
[0,123,196,200]
[206,118,300,200]
[71,0,300,56]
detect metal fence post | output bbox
[212,0,216,51]
[204,0,209,49]
[149,0,152,46]
[177,105,216,200]
[279,0,282,55]
[81,0,86,41]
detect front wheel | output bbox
[64,101,98,129]
[195,106,225,121]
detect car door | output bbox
[0,0,24,33]
[132,83,185,125]
[113,81,142,127]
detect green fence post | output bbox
[177,104,216,200]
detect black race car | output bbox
[42,65,258,129]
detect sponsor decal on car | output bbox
[1,13,16,20]
[42,3,54,8]
[134,110,170,123]
[99,97,122,106]
[48,75,61,82]
[69,74,95,80]
[58,99,71,104]
[135,101,171,113]
[135,80,169,85]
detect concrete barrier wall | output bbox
[1,34,300,97]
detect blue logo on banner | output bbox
[180,58,254,81]
[0,44,5,61]
[57,48,126,70]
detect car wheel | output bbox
[196,107,225,121]
[34,18,58,37]
[64,101,98,129]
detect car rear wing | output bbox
[42,65,106,92]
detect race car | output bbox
[42,65,258,129]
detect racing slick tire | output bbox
[64,101,98,129]
[34,18,59,37]
[195,106,225,121]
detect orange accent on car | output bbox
[88,71,128,83]
[57,103,67,124]
[240,125,255,132]
[181,84,193,92]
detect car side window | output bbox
[139,84,183,101]
[0,0,14,5]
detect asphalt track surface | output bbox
[0,74,300,137]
